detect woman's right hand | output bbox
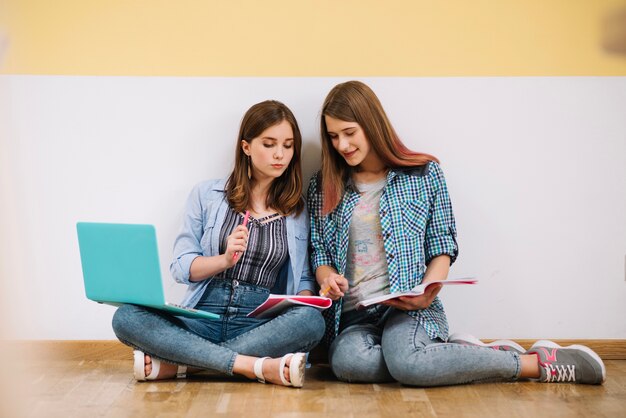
[318,272,349,300]
[223,225,249,268]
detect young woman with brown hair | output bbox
[308,81,605,386]
[112,100,325,387]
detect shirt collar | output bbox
[346,165,429,191]
[211,177,228,192]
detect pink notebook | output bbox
[247,295,332,319]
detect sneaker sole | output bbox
[448,332,525,353]
[528,340,606,384]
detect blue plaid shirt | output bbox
[307,161,458,343]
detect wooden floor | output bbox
[13,357,626,417]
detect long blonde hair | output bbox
[320,81,438,214]
[226,100,304,216]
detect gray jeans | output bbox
[329,307,521,386]
[112,280,325,375]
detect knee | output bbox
[383,346,432,387]
[329,333,392,383]
[293,307,326,344]
[329,337,357,382]
[111,304,142,339]
[308,309,326,343]
[384,352,413,385]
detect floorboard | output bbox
[13,357,626,417]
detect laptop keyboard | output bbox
[166,302,197,312]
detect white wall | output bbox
[1,76,625,340]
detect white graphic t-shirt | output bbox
[343,177,390,312]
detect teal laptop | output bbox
[76,222,219,320]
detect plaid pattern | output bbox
[307,162,458,344]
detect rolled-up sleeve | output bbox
[306,173,334,272]
[296,260,316,294]
[169,184,205,284]
[424,163,459,265]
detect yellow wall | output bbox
[1,0,626,76]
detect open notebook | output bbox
[356,277,478,309]
[247,295,332,319]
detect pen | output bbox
[320,286,331,297]
[232,210,250,261]
[320,274,344,297]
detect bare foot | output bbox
[232,353,306,387]
[144,354,179,380]
[143,354,200,380]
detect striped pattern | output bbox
[308,162,458,343]
[217,208,288,289]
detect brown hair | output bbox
[226,100,304,216]
[320,81,438,214]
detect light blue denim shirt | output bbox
[170,178,315,308]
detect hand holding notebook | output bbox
[356,277,477,309]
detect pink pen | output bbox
[232,210,250,261]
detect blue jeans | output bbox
[112,279,325,375]
[329,307,521,386]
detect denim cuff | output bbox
[172,253,201,284]
[225,352,238,376]
[296,276,316,294]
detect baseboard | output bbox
[6,339,626,361]
[482,339,626,360]
[6,340,133,361]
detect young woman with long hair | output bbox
[308,81,605,386]
[113,100,325,387]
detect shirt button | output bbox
[381,210,386,216]
[389,253,395,259]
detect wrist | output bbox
[220,253,232,270]
[315,265,337,286]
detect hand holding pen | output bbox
[228,211,249,265]
[319,273,349,300]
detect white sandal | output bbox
[253,356,271,383]
[253,353,306,388]
[133,350,187,381]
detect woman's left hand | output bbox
[381,283,442,311]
